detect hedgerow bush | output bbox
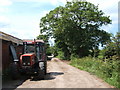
[70,57,120,88]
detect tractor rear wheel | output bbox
[35,62,45,80]
[37,69,45,80]
[44,61,47,75]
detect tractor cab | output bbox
[22,40,45,61]
[19,39,47,77]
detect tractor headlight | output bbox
[23,63,26,65]
[28,63,30,65]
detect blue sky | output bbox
[0,0,119,42]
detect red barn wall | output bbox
[2,40,23,71]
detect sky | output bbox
[0,0,119,44]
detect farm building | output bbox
[0,31,23,71]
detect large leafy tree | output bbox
[37,34,50,54]
[102,33,120,60]
[40,1,111,59]
[37,34,49,43]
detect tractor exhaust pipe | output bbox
[34,39,36,56]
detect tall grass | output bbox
[70,56,120,88]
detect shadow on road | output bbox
[49,72,64,76]
[30,72,64,81]
[2,75,29,89]
[45,72,64,80]
[2,72,64,89]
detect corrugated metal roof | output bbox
[0,31,23,45]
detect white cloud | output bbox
[11,0,67,6]
[0,16,10,23]
[49,0,66,6]
[0,6,10,13]
[0,0,12,6]
[39,10,49,17]
[11,0,45,2]
[86,0,118,15]
[109,13,118,24]
[1,10,49,39]
[1,27,34,39]
[102,24,113,33]
[0,8,6,12]
[0,0,12,13]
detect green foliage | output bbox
[40,1,111,58]
[98,48,106,59]
[56,51,66,60]
[51,46,57,56]
[70,57,120,88]
[70,33,120,88]
[70,53,79,60]
[37,34,49,43]
[37,34,52,56]
[46,46,52,55]
[47,45,58,56]
[102,32,120,60]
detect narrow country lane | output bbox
[16,58,113,88]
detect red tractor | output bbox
[10,39,47,79]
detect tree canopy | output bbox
[39,1,111,59]
[102,33,120,60]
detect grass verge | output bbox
[70,57,120,88]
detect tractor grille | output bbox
[22,56,30,66]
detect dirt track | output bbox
[15,58,113,88]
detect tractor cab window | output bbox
[36,46,40,60]
[24,44,35,53]
[36,43,44,61]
